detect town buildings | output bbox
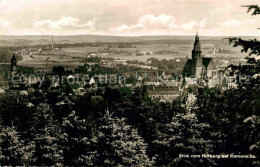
[1,34,251,105]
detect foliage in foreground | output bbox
[0,80,259,166]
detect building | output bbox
[10,54,17,75]
[113,59,127,65]
[183,33,217,78]
[9,54,24,89]
[146,86,181,103]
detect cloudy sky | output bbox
[0,0,260,36]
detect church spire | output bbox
[192,33,202,59]
[11,54,17,74]
[193,32,201,52]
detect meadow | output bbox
[12,35,248,71]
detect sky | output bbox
[0,0,260,36]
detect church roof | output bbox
[184,59,192,69]
[202,58,212,67]
[182,34,216,77]
[207,60,216,70]
[202,58,216,70]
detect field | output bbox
[18,53,84,71]
[9,35,249,71]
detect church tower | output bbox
[9,54,18,89]
[11,54,17,75]
[191,33,203,77]
[192,33,201,59]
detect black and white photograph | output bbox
[0,0,259,166]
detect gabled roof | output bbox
[202,58,212,67]
[67,75,75,79]
[20,90,28,96]
[146,86,179,95]
[207,59,216,70]
[202,58,216,69]
[184,59,192,69]
[159,98,166,103]
[89,78,95,85]
[56,97,74,106]
[48,82,60,91]
[0,88,5,94]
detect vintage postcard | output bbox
[0,0,259,166]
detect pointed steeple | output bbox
[192,33,202,59]
[191,33,203,77]
[11,54,17,73]
[194,32,201,51]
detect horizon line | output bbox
[0,34,259,38]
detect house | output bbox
[48,82,60,93]
[0,88,5,94]
[113,59,127,65]
[28,87,35,96]
[73,87,86,96]
[27,102,35,107]
[125,84,133,87]
[185,92,197,112]
[144,82,162,86]
[56,96,74,106]
[146,86,180,103]
[226,76,238,89]
[89,77,96,86]
[19,90,28,97]
[252,73,260,79]
[162,80,180,87]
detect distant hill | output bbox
[0,34,233,46]
[0,34,258,47]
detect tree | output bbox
[33,128,64,166]
[153,113,215,167]
[229,5,260,68]
[95,110,154,166]
[52,66,66,84]
[62,110,97,166]
[228,5,260,166]
[52,66,65,76]
[0,126,35,166]
[0,97,31,129]
[29,103,64,166]
[245,115,260,166]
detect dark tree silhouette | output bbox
[227,5,260,166]
[229,5,260,66]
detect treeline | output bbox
[75,64,143,75]
[81,57,103,63]
[127,58,187,75]
[0,65,10,76]
[193,79,260,166]
[0,64,34,87]
[81,57,114,64]
[0,81,259,166]
[147,58,187,74]
[0,50,23,63]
